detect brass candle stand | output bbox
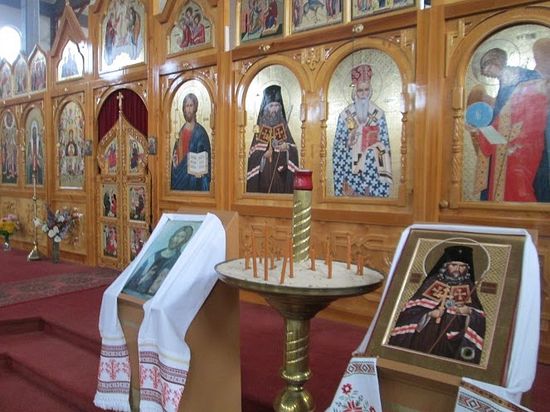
[215,267,381,412]
[217,168,383,412]
[27,169,40,261]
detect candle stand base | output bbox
[27,243,41,261]
[1,233,11,251]
[275,387,314,412]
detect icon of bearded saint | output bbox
[246,84,299,194]
[332,64,393,197]
[388,245,486,364]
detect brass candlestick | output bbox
[292,170,312,263]
[27,169,40,261]
[217,170,383,412]
[215,265,382,412]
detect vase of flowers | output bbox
[34,206,82,263]
[0,214,20,251]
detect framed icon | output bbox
[366,228,525,385]
[122,214,204,300]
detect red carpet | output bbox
[0,251,547,411]
[0,248,101,282]
[0,268,118,307]
[0,286,364,411]
[0,248,119,308]
[0,353,81,412]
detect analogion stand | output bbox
[216,258,383,412]
[117,210,241,412]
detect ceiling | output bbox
[0,0,90,26]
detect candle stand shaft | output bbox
[292,189,312,263]
[275,317,313,412]
[266,294,333,412]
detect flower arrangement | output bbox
[0,213,20,240]
[0,214,20,250]
[34,206,82,243]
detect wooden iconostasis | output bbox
[0,0,549,361]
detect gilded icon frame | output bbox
[168,77,213,193]
[242,64,303,195]
[326,48,403,200]
[24,107,45,186]
[100,0,147,74]
[57,40,84,82]
[366,229,525,385]
[291,0,343,34]
[460,24,550,204]
[238,0,284,45]
[352,0,416,20]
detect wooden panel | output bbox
[377,358,461,411]
[118,281,241,412]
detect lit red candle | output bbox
[293,169,313,190]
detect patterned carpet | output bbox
[0,268,119,307]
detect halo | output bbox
[3,111,14,128]
[469,38,520,87]
[67,127,76,141]
[344,50,384,104]
[254,79,292,121]
[26,110,40,130]
[246,65,297,123]
[422,237,491,282]
[173,79,211,131]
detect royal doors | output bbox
[96,91,150,269]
